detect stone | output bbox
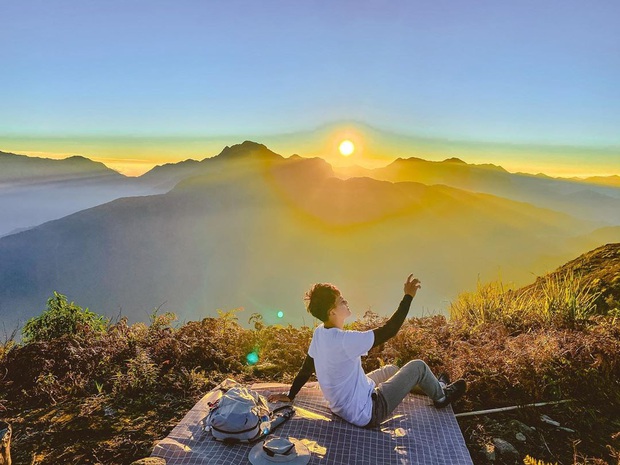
[540,414,561,427]
[515,432,527,442]
[492,438,519,463]
[130,459,166,465]
[557,426,576,433]
[508,419,535,436]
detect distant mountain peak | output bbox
[442,157,466,164]
[389,156,426,166]
[65,155,95,163]
[214,141,281,161]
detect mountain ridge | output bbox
[335,156,620,225]
[1,142,616,332]
[0,150,157,237]
[0,150,124,185]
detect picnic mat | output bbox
[152,381,473,465]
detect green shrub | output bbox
[112,349,160,395]
[22,292,108,343]
[247,320,313,381]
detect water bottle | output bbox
[260,415,270,435]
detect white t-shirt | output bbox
[308,325,375,426]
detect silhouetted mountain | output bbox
[442,157,467,164]
[336,157,620,225]
[1,142,617,331]
[139,159,201,191]
[575,175,620,188]
[137,141,284,191]
[0,151,123,185]
[0,150,158,237]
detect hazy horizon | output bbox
[2,1,619,178]
[2,123,619,179]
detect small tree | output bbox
[22,292,108,343]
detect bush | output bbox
[247,318,313,381]
[112,349,160,395]
[22,291,108,342]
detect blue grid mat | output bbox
[152,381,473,465]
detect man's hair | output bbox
[305,283,340,322]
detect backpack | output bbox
[202,384,294,444]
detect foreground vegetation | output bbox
[0,264,619,464]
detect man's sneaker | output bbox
[437,372,450,388]
[434,379,466,408]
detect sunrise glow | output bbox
[339,140,355,156]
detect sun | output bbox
[339,140,355,156]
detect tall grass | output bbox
[450,270,602,331]
[537,270,601,328]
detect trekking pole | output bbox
[454,399,572,418]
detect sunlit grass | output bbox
[450,270,603,331]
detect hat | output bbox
[249,437,311,465]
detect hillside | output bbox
[0,244,618,464]
[1,142,617,332]
[519,242,620,314]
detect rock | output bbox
[130,459,166,465]
[492,438,519,463]
[515,432,527,442]
[540,414,561,427]
[508,419,536,436]
[557,426,576,433]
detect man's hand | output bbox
[267,393,292,403]
[404,274,421,297]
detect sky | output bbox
[1,0,619,177]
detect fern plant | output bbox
[22,291,108,342]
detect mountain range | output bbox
[0,151,160,238]
[335,158,620,224]
[0,142,619,330]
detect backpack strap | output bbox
[247,405,296,444]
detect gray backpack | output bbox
[203,385,293,444]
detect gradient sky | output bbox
[1,0,619,176]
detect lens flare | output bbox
[246,351,259,365]
[277,311,284,318]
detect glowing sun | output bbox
[339,140,355,156]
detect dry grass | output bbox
[0,273,619,464]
